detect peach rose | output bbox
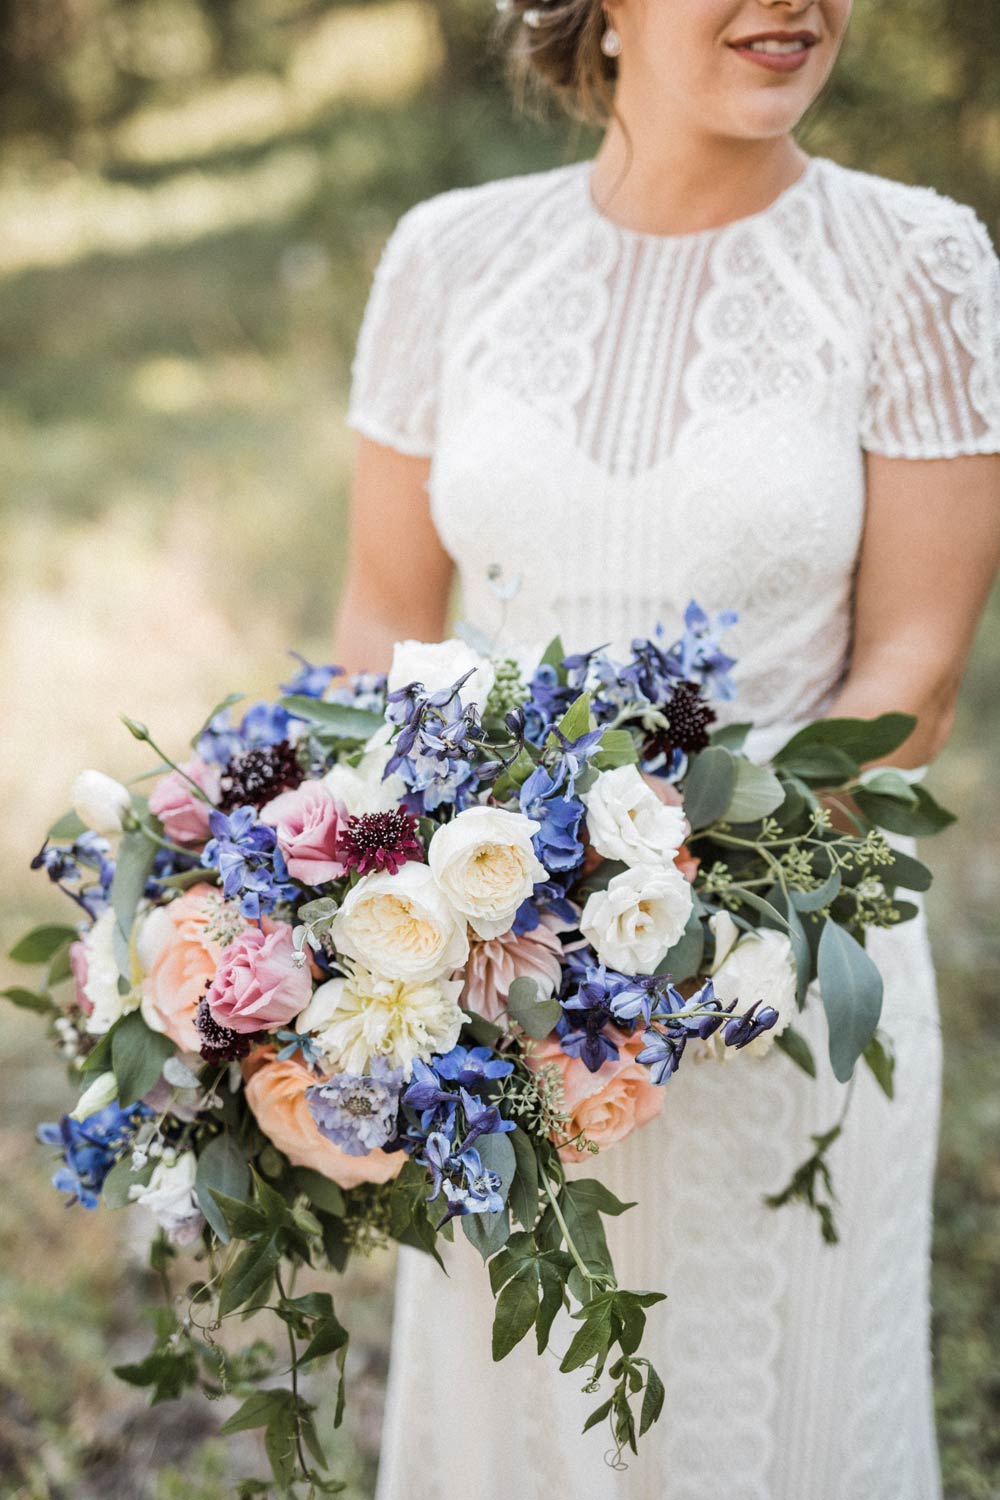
[243,1049,404,1189]
[529,1027,664,1164]
[259,779,348,885]
[140,884,246,1051]
[205,922,312,1035]
[462,922,565,1023]
[148,757,221,845]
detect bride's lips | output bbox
[727,30,820,74]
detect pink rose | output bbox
[206,922,312,1035]
[462,922,565,1023]
[528,1028,664,1163]
[260,779,348,885]
[69,939,92,1015]
[148,756,220,846]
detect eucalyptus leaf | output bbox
[682,746,738,831]
[774,1026,817,1078]
[789,869,842,913]
[774,712,916,766]
[278,695,385,740]
[883,849,933,893]
[857,768,919,806]
[507,976,562,1039]
[817,921,884,1083]
[196,1134,251,1243]
[772,744,859,784]
[853,784,955,837]
[110,1010,175,1104]
[709,721,753,752]
[8,924,78,965]
[724,758,786,823]
[163,1056,201,1090]
[109,830,157,979]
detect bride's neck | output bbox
[588,129,809,237]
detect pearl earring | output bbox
[600,23,622,57]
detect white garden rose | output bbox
[388,637,495,713]
[297,967,465,1078]
[322,744,405,817]
[582,764,688,867]
[131,1151,205,1245]
[72,769,133,835]
[81,907,139,1035]
[580,864,693,975]
[330,862,470,983]
[427,805,547,940]
[709,911,797,1059]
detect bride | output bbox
[334,1,1000,1496]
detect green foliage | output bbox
[506,975,562,1039]
[110,1009,176,1104]
[817,921,884,1082]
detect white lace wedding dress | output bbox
[344,154,1000,1500]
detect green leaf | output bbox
[196,1135,251,1244]
[536,1260,565,1353]
[771,744,859,784]
[8,924,78,965]
[1,985,55,1015]
[774,1026,817,1078]
[884,849,933,893]
[506,976,561,1039]
[560,1301,614,1372]
[681,746,738,831]
[817,921,884,1083]
[774,713,916,766]
[591,729,638,771]
[463,1132,517,1260]
[218,1235,280,1317]
[492,1265,540,1360]
[292,1168,346,1218]
[561,1178,635,1218]
[102,1154,152,1209]
[263,1405,299,1492]
[724,758,786,823]
[220,1389,292,1435]
[47,810,87,840]
[789,869,842,913]
[111,1010,174,1105]
[299,1311,350,1366]
[205,1189,268,1242]
[654,906,704,983]
[709,722,753,752]
[508,1128,540,1230]
[540,635,567,676]
[640,1363,666,1435]
[853,784,956,836]
[857,768,919,805]
[190,691,246,750]
[113,1348,197,1404]
[556,691,592,744]
[279,695,385,740]
[863,1032,896,1100]
[109,830,158,978]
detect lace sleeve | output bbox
[345,203,444,458]
[860,203,1000,459]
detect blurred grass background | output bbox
[0,1,998,1495]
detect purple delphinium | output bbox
[200,804,297,919]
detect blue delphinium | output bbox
[281,651,342,700]
[31,831,115,919]
[556,954,666,1072]
[519,765,585,873]
[324,669,387,717]
[197,701,297,766]
[420,1132,504,1226]
[200,804,297,919]
[398,1047,515,1149]
[305,1059,404,1155]
[37,1102,151,1208]
[384,674,484,814]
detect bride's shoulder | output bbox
[386,163,579,263]
[815,156,995,255]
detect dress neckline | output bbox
[573,154,822,246]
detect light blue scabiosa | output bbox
[305,1058,404,1156]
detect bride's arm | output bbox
[829,450,1000,768]
[332,435,454,673]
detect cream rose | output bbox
[427,805,547,940]
[330,862,469,983]
[323,744,406,817]
[388,637,495,713]
[582,764,689,867]
[580,864,693,975]
[81,907,139,1034]
[297,967,465,1078]
[708,912,797,1060]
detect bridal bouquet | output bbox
[7,605,953,1494]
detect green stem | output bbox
[539,1163,614,1292]
[126,723,211,801]
[275,1265,310,1483]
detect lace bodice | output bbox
[346,155,1000,749]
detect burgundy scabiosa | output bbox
[195,995,254,1066]
[218,740,304,812]
[644,680,717,761]
[340,809,424,876]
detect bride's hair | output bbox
[493,0,618,126]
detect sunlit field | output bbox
[1,2,998,1494]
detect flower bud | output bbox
[70,1070,119,1121]
[72,769,133,835]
